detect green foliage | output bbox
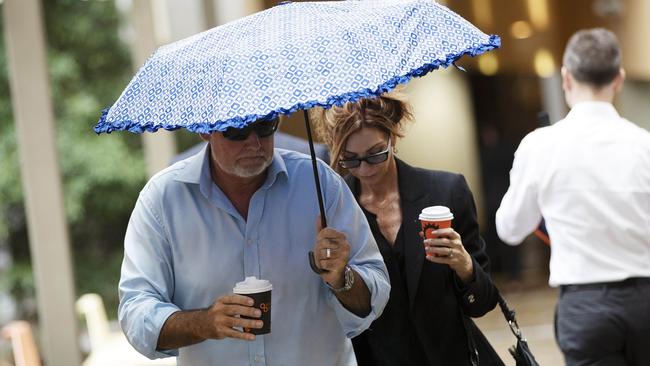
[74,249,125,320]
[0,15,20,241]
[0,263,36,321]
[0,0,147,318]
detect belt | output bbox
[560,277,650,293]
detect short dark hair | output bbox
[562,28,621,87]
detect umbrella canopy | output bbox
[95,0,500,273]
[94,0,499,134]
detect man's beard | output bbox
[221,154,273,178]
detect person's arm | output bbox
[313,162,390,337]
[119,188,260,358]
[312,224,371,317]
[331,271,371,316]
[451,175,498,316]
[423,227,474,283]
[157,310,206,350]
[118,190,181,359]
[157,295,262,350]
[495,134,542,245]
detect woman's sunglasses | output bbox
[222,118,279,141]
[338,138,392,169]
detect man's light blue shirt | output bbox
[118,147,389,365]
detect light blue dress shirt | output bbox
[118,147,390,365]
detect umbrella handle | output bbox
[308,251,326,274]
[303,110,329,274]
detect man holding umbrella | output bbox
[98,1,500,364]
[118,116,390,364]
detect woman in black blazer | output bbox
[314,93,499,366]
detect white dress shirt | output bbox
[496,102,650,286]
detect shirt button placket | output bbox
[243,237,258,278]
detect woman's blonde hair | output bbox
[312,90,413,172]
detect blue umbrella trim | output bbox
[94,35,500,134]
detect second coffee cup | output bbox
[419,205,454,239]
[233,276,273,335]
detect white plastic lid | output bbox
[418,206,454,221]
[233,276,273,294]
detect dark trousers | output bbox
[555,278,650,366]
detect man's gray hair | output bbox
[562,28,621,87]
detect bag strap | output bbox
[458,305,480,366]
[496,291,524,341]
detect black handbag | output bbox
[462,315,505,366]
[462,291,540,366]
[496,292,540,366]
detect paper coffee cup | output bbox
[233,276,272,335]
[419,206,454,239]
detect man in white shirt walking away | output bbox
[495,28,650,366]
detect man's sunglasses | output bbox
[222,118,279,141]
[338,138,392,169]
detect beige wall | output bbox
[618,0,650,81]
[400,70,485,224]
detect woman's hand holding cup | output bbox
[419,206,474,283]
[423,228,474,283]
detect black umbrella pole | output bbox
[304,110,328,274]
[303,110,328,228]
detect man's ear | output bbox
[199,133,210,142]
[561,66,572,92]
[612,68,626,93]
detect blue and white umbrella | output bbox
[95,0,499,271]
[94,0,499,134]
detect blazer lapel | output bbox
[345,159,431,309]
[396,159,430,309]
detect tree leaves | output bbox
[0,0,147,315]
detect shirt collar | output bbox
[261,149,288,189]
[174,143,209,185]
[566,101,620,121]
[173,144,288,191]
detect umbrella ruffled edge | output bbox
[94,34,500,135]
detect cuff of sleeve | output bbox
[146,304,181,358]
[453,264,477,293]
[325,265,389,338]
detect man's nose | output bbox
[243,132,262,148]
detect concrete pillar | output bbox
[619,81,650,132]
[131,0,177,178]
[153,0,206,43]
[402,70,485,222]
[539,72,568,124]
[213,0,264,24]
[202,0,217,29]
[2,1,81,365]
[615,0,650,132]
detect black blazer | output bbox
[346,158,498,366]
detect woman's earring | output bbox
[392,146,398,154]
